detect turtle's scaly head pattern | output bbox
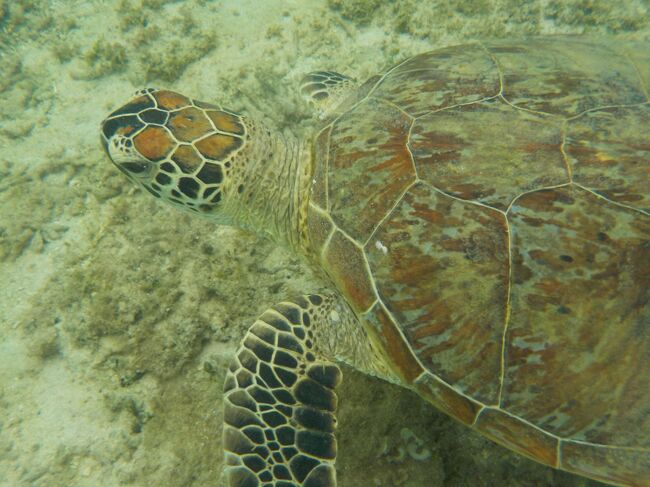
[100,88,247,214]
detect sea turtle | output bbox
[100,37,649,486]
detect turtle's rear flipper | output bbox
[300,71,357,120]
[224,295,341,487]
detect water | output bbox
[1,1,648,485]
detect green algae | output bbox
[327,0,384,25]
[141,33,217,83]
[81,39,129,79]
[546,0,648,32]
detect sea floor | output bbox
[1,1,648,485]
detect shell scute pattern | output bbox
[367,181,509,404]
[506,186,649,445]
[474,406,559,467]
[362,302,424,383]
[371,43,500,117]
[326,98,415,243]
[566,104,650,212]
[323,231,376,313]
[307,37,649,484]
[488,38,646,117]
[410,101,568,211]
[414,373,482,426]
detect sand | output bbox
[1,0,648,485]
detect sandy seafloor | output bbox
[0,1,648,486]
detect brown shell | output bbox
[306,37,650,485]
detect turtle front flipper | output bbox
[223,294,341,487]
[300,71,357,119]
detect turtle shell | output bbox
[306,37,649,485]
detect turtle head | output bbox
[102,88,308,247]
[100,88,247,216]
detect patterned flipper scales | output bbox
[223,294,341,487]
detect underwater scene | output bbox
[1,1,649,486]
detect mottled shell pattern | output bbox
[305,38,649,485]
